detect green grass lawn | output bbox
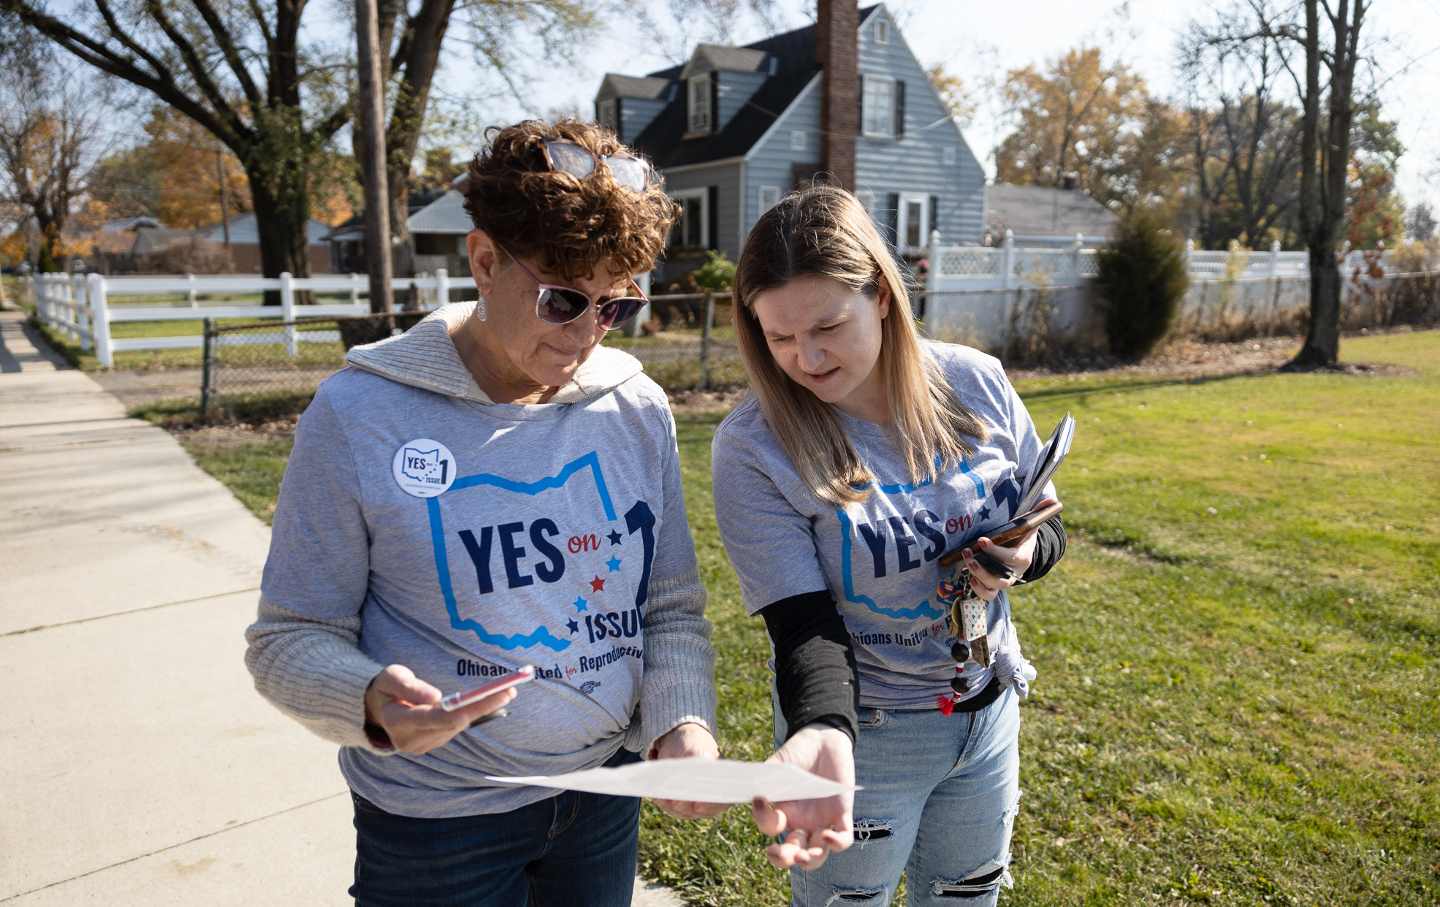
[139,330,1440,905]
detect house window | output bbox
[759,185,782,213]
[897,193,929,251]
[863,76,895,137]
[942,145,957,166]
[791,130,807,151]
[598,99,618,132]
[875,19,890,44]
[669,188,708,249]
[688,74,712,134]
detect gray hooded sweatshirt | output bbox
[244,302,716,818]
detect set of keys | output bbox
[936,566,992,669]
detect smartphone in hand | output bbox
[940,500,1064,567]
[440,665,535,712]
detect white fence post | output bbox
[350,272,362,310]
[1071,232,1084,282]
[187,273,198,308]
[1001,230,1017,350]
[280,271,297,357]
[436,268,450,311]
[89,273,113,368]
[77,273,92,351]
[627,272,652,338]
[926,229,942,297]
[62,276,76,341]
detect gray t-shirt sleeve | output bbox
[711,419,830,615]
[261,387,371,615]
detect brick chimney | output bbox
[816,0,858,189]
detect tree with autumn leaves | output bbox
[977,34,1405,260]
[3,0,602,284]
[0,31,113,270]
[87,107,359,231]
[993,47,1149,212]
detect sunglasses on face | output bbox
[541,140,655,192]
[494,242,648,331]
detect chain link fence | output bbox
[198,295,747,420]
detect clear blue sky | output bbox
[470,0,1440,215]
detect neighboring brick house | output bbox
[595,1,987,283]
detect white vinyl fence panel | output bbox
[922,230,1400,349]
[32,270,479,367]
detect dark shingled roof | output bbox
[682,44,769,77]
[598,74,670,101]
[629,6,877,170]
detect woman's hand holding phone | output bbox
[960,534,1037,602]
[951,498,1060,602]
[363,664,521,755]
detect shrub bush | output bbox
[691,249,736,292]
[1095,209,1189,360]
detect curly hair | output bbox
[462,119,679,282]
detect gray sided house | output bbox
[984,182,1120,246]
[596,1,985,285]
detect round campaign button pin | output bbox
[392,438,457,498]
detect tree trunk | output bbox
[250,176,313,305]
[35,210,63,271]
[1293,244,1340,365]
[389,180,416,309]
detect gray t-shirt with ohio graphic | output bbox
[712,342,1055,710]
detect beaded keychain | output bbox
[934,561,991,715]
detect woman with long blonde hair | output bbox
[712,185,1065,906]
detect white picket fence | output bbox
[31,270,477,367]
[926,231,1333,294]
[921,229,1402,348]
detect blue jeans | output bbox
[349,749,641,906]
[786,688,1021,907]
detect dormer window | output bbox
[875,19,890,44]
[688,73,712,134]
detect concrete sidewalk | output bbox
[0,310,681,906]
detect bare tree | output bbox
[378,0,604,278]
[1181,22,1305,248]
[3,0,358,285]
[1188,0,1376,367]
[1291,0,1372,367]
[631,0,786,67]
[3,0,613,289]
[1407,201,1437,243]
[0,36,114,270]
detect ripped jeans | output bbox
[786,687,1021,907]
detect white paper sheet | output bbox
[487,757,855,803]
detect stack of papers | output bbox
[1017,413,1075,514]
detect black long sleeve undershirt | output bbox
[761,589,861,743]
[1020,514,1066,584]
[761,515,1066,742]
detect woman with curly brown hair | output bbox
[245,119,721,905]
